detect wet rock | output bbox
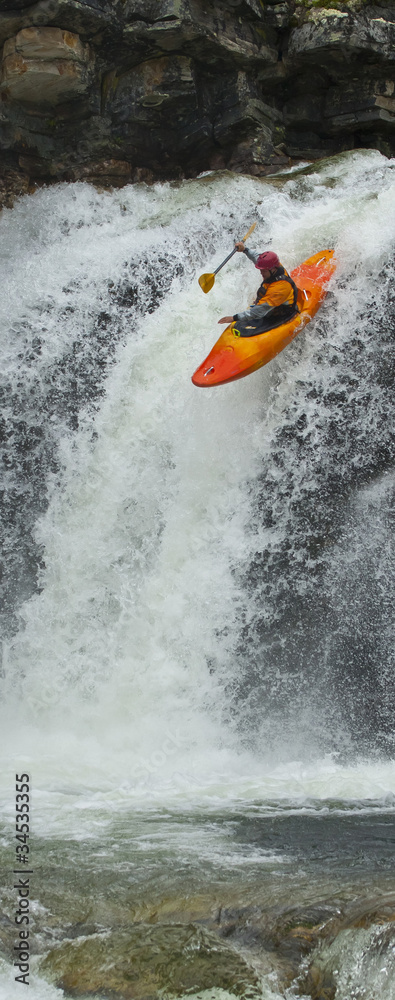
[301,920,395,1000]
[0,160,31,207]
[228,130,290,175]
[0,909,16,961]
[39,923,261,998]
[8,879,395,1000]
[211,894,395,993]
[70,156,131,186]
[215,900,343,964]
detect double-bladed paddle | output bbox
[198,222,257,294]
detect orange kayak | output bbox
[191,249,336,387]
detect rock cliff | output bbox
[0,0,394,196]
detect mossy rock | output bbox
[294,0,371,9]
[39,922,261,999]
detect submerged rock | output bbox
[301,921,395,1000]
[208,893,395,994]
[39,922,261,998]
[33,890,395,999]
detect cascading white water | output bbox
[1,149,395,1000]
[1,150,395,817]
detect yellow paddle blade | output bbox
[241,221,256,242]
[198,221,257,293]
[198,272,215,294]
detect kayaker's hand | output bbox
[218,316,234,324]
[234,242,245,252]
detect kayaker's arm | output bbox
[234,243,261,264]
[231,244,275,318]
[218,245,266,323]
[218,303,275,324]
[234,303,275,323]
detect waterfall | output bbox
[1,149,394,807]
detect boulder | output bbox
[71,156,131,185]
[288,9,395,64]
[39,923,261,998]
[120,0,276,69]
[207,70,281,146]
[324,77,395,134]
[0,0,121,48]
[0,26,93,105]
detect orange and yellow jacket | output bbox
[234,249,298,325]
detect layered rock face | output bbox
[0,0,394,190]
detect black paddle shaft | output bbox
[213,247,238,276]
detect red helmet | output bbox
[256,251,280,271]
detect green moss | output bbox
[255,25,268,41]
[294,0,373,10]
[101,69,118,107]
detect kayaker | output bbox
[218,245,299,336]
